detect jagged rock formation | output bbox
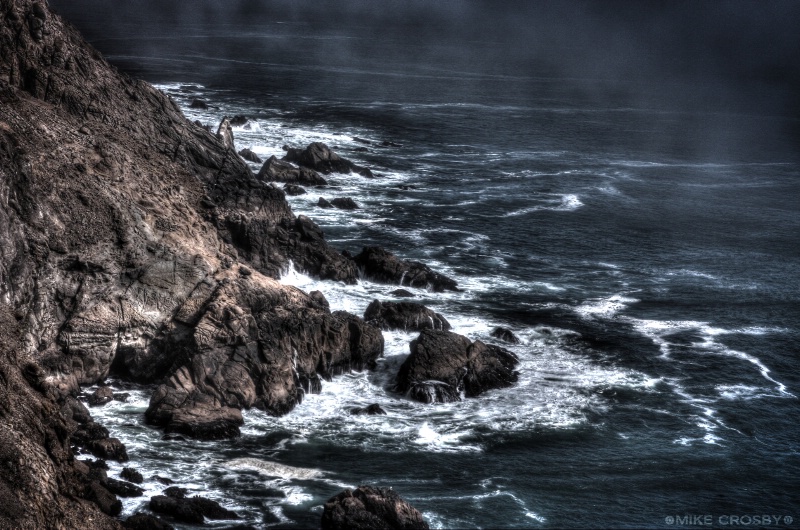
[321,485,429,530]
[364,300,450,332]
[395,329,519,403]
[257,155,327,186]
[0,0,387,525]
[284,142,374,178]
[353,247,459,292]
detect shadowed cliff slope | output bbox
[0,0,382,525]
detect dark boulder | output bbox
[321,485,429,530]
[491,326,521,344]
[283,183,307,196]
[395,329,519,403]
[390,289,415,298]
[123,513,175,530]
[150,496,204,524]
[147,392,244,440]
[87,437,130,462]
[229,115,248,127]
[103,477,144,497]
[330,197,359,210]
[257,155,327,186]
[353,247,458,292]
[121,467,144,484]
[364,300,450,332]
[87,385,114,407]
[318,197,333,208]
[189,99,208,109]
[150,494,239,523]
[351,404,387,415]
[238,148,262,164]
[283,142,374,177]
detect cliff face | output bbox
[0,0,380,525]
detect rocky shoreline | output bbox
[0,1,518,527]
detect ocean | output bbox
[49,2,800,528]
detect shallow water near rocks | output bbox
[56,5,800,528]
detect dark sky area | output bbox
[49,0,800,120]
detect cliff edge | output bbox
[0,0,381,525]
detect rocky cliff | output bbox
[0,0,384,525]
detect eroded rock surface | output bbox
[321,485,429,530]
[0,0,390,524]
[364,300,450,332]
[284,142,374,177]
[353,247,458,292]
[395,329,519,403]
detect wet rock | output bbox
[163,486,188,499]
[150,494,239,523]
[121,467,144,484]
[123,513,176,530]
[152,475,175,486]
[283,142,374,177]
[351,404,387,415]
[395,329,519,403]
[321,485,429,530]
[229,115,248,127]
[189,99,208,109]
[257,155,327,185]
[491,327,521,344]
[318,197,333,208]
[103,477,145,497]
[150,496,203,524]
[353,247,458,292]
[283,183,307,196]
[87,385,114,407]
[364,300,450,332]
[238,148,262,163]
[330,197,359,210]
[87,437,129,462]
[390,289,415,298]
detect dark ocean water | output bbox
[51,3,800,528]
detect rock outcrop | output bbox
[321,486,429,530]
[283,142,374,177]
[395,330,519,403]
[364,300,450,332]
[257,155,327,186]
[353,247,459,292]
[0,0,392,524]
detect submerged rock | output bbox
[364,300,450,332]
[353,247,458,292]
[351,403,387,415]
[321,485,429,530]
[284,142,374,177]
[491,326,521,344]
[395,329,519,403]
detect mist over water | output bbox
[51,2,800,528]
